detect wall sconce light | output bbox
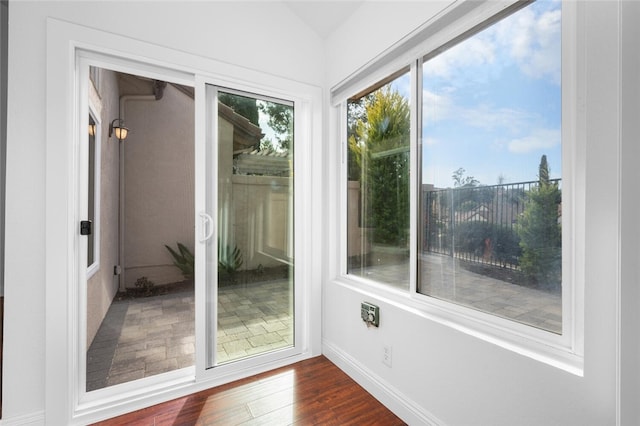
[109,118,129,141]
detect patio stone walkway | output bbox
[353,252,562,334]
[88,253,561,391]
[87,279,292,392]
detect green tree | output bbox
[348,85,410,246]
[452,167,479,188]
[259,102,293,153]
[347,95,373,180]
[259,137,276,152]
[516,155,562,290]
[219,94,294,154]
[539,154,550,185]
[449,168,492,212]
[219,92,259,126]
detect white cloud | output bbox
[423,137,439,146]
[423,88,537,135]
[425,36,495,80]
[460,105,531,133]
[507,128,560,154]
[422,89,453,124]
[493,5,561,84]
[424,3,561,85]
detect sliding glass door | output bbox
[202,85,296,371]
[84,67,197,392]
[79,64,301,402]
[59,28,317,424]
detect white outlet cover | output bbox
[383,345,392,367]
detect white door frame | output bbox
[45,18,322,425]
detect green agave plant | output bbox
[164,242,194,280]
[218,240,243,274]
[165,241,244,280]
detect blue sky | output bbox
[395,0,561,188]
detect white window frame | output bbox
[333,0,583,375]
[86,105,100,278]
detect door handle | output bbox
[199,212,214,242]
[80,220,92,236]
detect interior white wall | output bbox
[325,1,450,89]
[5,1,323,422]
[323,1,637,425]
[4,0,640,424]
[619,1,640,423]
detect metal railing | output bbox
[421,179,560,269]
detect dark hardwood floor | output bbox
[1,296,3,419]
[93,355,406,425]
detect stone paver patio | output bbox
[87,279,292,391]
[352,252,562,334]
[88,253,561,391]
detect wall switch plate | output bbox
[361,302,379,327]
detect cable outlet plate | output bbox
[361,302,379,327]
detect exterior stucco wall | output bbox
[123,83,195,288]
[86,69,121,346]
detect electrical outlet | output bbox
[383,345,392,367]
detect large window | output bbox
[344,1,564,336]
[418,1,562,333]
[346,71,411,291]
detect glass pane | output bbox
[86,69,195,391]
[419,2,562,333]
[346,72,411,290]
[215,91,294,365]
[87,114,96,267]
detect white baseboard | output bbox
[2,346,436,426]
[323,340,443,426]
[0,411,45,426]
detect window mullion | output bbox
[339,101,349,278]
[410,59,421,295]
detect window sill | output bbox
[331,275,584,376]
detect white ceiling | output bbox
[283,1,364,39]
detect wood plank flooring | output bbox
[1,296,3,418]
[93,356,406,426]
